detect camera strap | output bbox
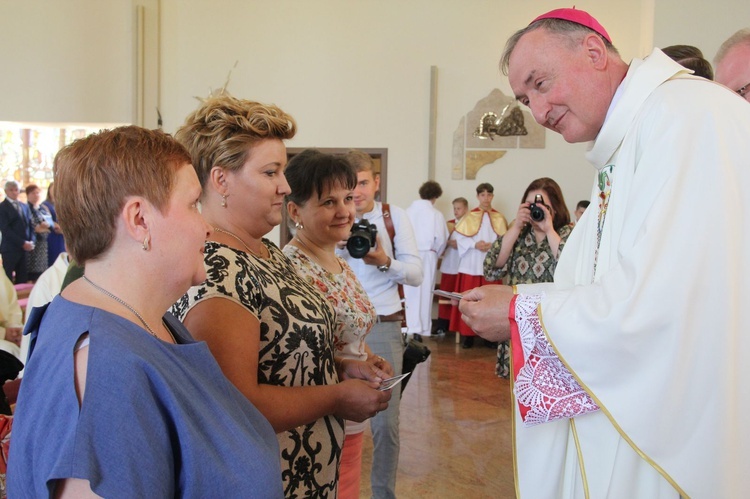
[381,204,407,329]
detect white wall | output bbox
[6,1,741,234]
[0,0,135,125]
[653,0,748,63]
[159,0,648,226]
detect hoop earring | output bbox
[142,234,150,251]
[294,221,304,230]
[221,194,228,208]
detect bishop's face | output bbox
[508,28,612,143]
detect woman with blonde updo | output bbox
[173,96,390,497]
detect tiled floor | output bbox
[359,333,515,498]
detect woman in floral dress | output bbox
[483,177,573,377]
[283,149,393,499]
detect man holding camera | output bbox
[338,149,422,499]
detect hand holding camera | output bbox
[529,194,546,222]
[346,219,392,269]
[518,195,551,228]
[347,219,378,258]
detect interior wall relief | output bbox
[452,89,545,180]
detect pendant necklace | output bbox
[83,275,173,342]
[213,227,265,258]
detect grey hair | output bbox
[714,28,750,66]
[499,18,619,75]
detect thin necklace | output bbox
[213,227,264,257]
[294,235,341,273]
[83,275,171,341]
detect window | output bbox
[0,124,102,198]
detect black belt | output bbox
[377,311,404,323]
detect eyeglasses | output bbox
[737,82,750,99]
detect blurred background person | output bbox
[0,180,34,283]
[25,184,52,281]
[173,96,389,498]
[433,197,468,336]
[283,149,393,499]
[404,180,448,339]
[714,28,750,102]
[42,182,65,267]
[0,271,22,357]
[484,177,572,377]
[574,199,590,223]
[662,44,714,79]
[451,183,507,348]
[8,126,283,498]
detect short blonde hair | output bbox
[54,126,190,264]
[175,96,297,188]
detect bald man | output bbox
[714,28,750,102]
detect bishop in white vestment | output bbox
[460,8,750,498]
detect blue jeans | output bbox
[366,320,403,499]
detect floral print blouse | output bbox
[283,245,376,362]
[483,224,573,285]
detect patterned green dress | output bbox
[483,223,573,377]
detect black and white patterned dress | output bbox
[172,240,344,498]
[27,204,50,277]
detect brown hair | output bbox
[344,149,375,174]
[54,126,190,264]
[521,177,570,231]
[285,149,357,207]
[175,95,297,189]
[419,180,443,200]
[662,45,713,80]
[25,184,40,196]
[476,182,494,194]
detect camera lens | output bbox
[347,234,371,258]
[529,205,545,222]
[347,220,376,258]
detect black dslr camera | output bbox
[347,219,378,258]
[529,194,546,222]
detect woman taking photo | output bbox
[173,96,391,498]
[283,149,393,498]
[483,177,573,377]
[8,126,283,498]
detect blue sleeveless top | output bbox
[8,296,283,498]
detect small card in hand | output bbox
[378,372,411,391]
[432,289,463,300]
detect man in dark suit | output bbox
[0,181,35,283]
